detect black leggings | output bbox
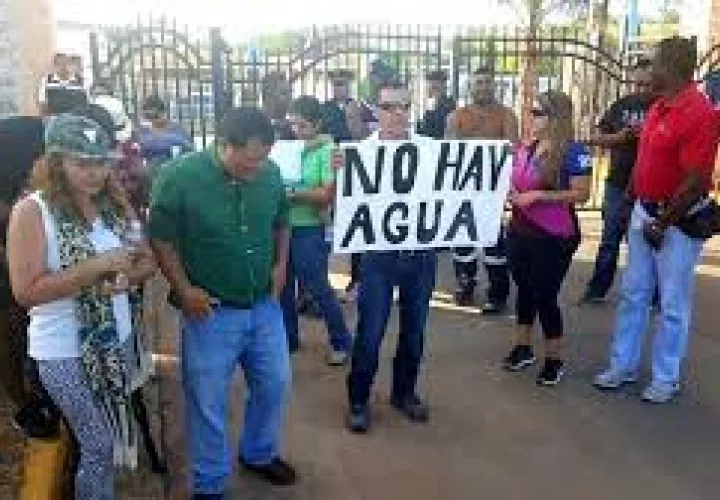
[507,232,575,339]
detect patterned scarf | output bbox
[47,193,146,468]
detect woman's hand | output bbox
[127,244,158,285]
[89,249,134,281]
[509,190,544,208]
[331,149,344,171]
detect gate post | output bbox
[89,32,101,84]
[450,35,460,99]
[210,27,227,129]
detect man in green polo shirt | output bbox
[149,107,296,499]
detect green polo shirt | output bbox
[289,140,334,227]
[148,148,289,306]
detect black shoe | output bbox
[454,288,475,307]
[579,292,605,305]
[390,394,429,423]
[347,404,371,433]
[192,494,224,500]
[481,301,505,315]
[12,402,60,440]
[502,345,536,372]
[238,457,297,486]
[536,358,565,386]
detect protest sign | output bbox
[269,140,305,184]
[333,139,512,253]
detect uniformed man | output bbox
[38,53,87,116]
[417,69,456,139]
[323,69,357,143]
[446,64,519,312]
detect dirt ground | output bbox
[3,214,720,500]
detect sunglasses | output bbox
[379,102,411,112]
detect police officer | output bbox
[38,53,87,116]
[417,69,456,139]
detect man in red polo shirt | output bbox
[594,37,720,403]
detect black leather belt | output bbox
[210,296,258,311]
[639,201,664,218]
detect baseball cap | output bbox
[44,113,119,161]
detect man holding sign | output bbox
[338,82,511,433]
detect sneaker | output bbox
[481,301,505,315]
[192,494,224,500]
[328,350,349,366]
[641,381,679,404]
[238,457,297,486]
[593,368,639,391]
[502,345,536,372]
[536,358,565,386]
[390,394,429,423]
[347,404,371,433]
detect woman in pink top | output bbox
[502,91,592,386]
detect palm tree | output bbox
[498,1,590,137]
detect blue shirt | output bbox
[137,124,193,170]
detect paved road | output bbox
[4,215,720,499]
[118,216,720,500]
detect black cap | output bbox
[426,70,448,82]
[328,69,354,81]
[142,95,166,113]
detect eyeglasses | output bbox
[379,102,411,112]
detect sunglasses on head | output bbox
[379,102,411,112]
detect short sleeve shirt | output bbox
[148,149,289,305]
[598,94,652,189]
[510,141,592,238]
[289,141,334,227]
[633,86,720,201]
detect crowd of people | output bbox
[1,35,719,500]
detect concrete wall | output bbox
[0,0,55,117]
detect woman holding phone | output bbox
[7,114,156,499]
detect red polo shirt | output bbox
[632,85,720,201]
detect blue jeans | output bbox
[607,203,703,385]
[347,251,437,406]
[181,298,291,495]
[280,226,352,352]
[586,182,626,298]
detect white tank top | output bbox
[27,192,132,360]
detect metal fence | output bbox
[89,18,720,209]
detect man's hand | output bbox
[642,220,664,251]
[331,149,344,171]
[271,262,287,299]
[179,285,213,320]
